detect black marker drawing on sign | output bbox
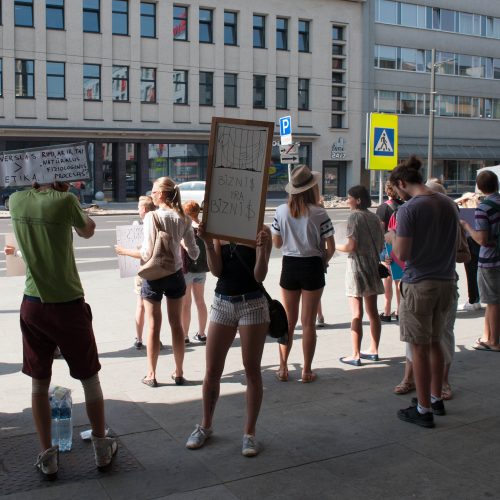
[215,125,267,173]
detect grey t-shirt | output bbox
[396,192,458,283]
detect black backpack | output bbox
[182,229,209,273]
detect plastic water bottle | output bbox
[50,396,60,448]
[58,398,73,452]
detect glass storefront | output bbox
[148,143,208,184]
[269,143,311,197]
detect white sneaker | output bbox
[186,424,212,449]
[35,445,59,480]
[242,434,259,457]
[459,301,481,311]
[316,317,325,328]
[91,433,118,470]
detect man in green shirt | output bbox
[9,182,117,479]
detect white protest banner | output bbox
[5,233,26,277]
[116,224,143,278]
[203,117,274,245]
[0,142,90,187]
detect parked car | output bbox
[177,181,206,208]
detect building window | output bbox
[141,67,156,102]
[276,17,288,50]
[15,0,34,27]
[141,2,155,38]
[46,0,64,29]
[83,64,101,100]
[83,0,100,33]
[298,20,310,52]
[112,66,129,101]
[331,115,343,128]
[15,59,34,97]
[298,78,309,110]
[173,70,188,104]
[331,25,346,127]
[224,11,237,45]
[199,71,213,106]
[276,77,287,109]
[173,5,188,41]
[112,0,128,35]
[253,15,266,48]
[224,73,237,107]
[375,0,397,24]
[47,61,65,99]
[0,59,3,97]
[199,8,213,43]
[253,75,266,108]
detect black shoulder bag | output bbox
[231,244,289,345]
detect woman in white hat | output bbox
[271,165,335,382]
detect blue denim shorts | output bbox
[141,270,186,302]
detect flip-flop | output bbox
[360,352,379,361]
[473,341,500,352]
[142,377,158,387]
[276,370,288,382]
[441,382,453,400]
[301,372,317,383]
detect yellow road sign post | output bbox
[368,113,398,171]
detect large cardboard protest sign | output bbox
[116,224,143,278]
[0,142,90,187]
[203,117,274,245]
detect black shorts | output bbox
[280,256,325,291]
[141,269,186,302]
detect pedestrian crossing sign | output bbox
[368,113,398,170]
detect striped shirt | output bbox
[475,193,500,268]
[271,204,334,258]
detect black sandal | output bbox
[171,374,186,385]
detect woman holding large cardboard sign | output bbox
[185,223,272,457]
[271,165,335,383]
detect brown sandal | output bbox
[276,369,288,382]
[393,381,415,394]
[441,382,453,400]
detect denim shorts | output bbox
[141,270,186,302]
[184,272,207,285]
[478,266,500,304]
[210,293,270,327]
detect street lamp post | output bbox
[427,48,436,180]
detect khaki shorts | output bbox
[478,266,500,304]
[399,280,458,345]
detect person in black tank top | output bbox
[185,224,272,458]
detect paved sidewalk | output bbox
[0,256,498,499]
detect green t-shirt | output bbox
[10,188,88,302]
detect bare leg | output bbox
[317,301,324,322]
[345,296,363,360]
[364,294,381,354]
[412,341,444,408]
[394,280,401,316]
[182,283,193,340]
[485,304,500,347]
[301,289,323,376]
[135,297,145,342]
[383,275,393,316]
[167,297,185,377]
[85,399,106,438]
[192,282,208,336]
[279,288,301,377]
[143,299,162,380]
[201,322,237,429]
[239,322,268,435]
[32,378,52,451]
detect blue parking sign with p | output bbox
[280,116,292,137]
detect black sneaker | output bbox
[184,337,191,345]
[194,333,207,343]
[410,397,446,416]
[134,339,143,350]
[397,405,435,428]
